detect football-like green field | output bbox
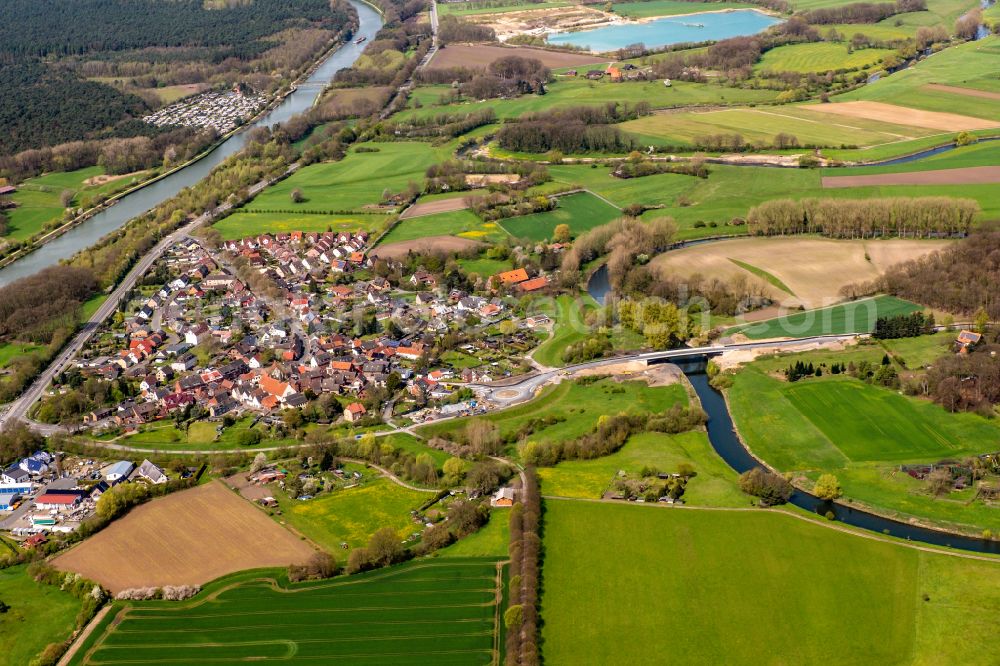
[540,499,1000,665]
[68,559,503,665]
[537,430,746,505]
[730,295,921,339]
[728,357,1000,533]
[500,191,621,242]
[245,142,449,213]
[756,42,892,74]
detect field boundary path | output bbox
[544,496,1000,564]
[57,604,111,666]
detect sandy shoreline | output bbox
[499,6,781,52]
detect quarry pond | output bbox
[546,9,782,51]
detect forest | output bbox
[860,230,1000,319]
[746,197,978,238]
[0,0,346,58]
[0,0,352,156]
[798,0,925,24]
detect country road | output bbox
[46,334,860,456]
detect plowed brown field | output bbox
[53,482,315,593]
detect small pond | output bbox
[546,9,782,51]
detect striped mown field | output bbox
[69,558,504,665]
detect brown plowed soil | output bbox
[822,165,1000,188]
[371,235,485,258]
[924,83,1000,101]
[805,101,999,131]
[428,44,606,70]
[53,482,314,593]
[400,197,470,219]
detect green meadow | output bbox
[275,477,431,551]
[622,105,937,149]
[541,499,1000,665]
[5,166,150,241]
[500,191,620,242]
[0,565,82,666]
[403,77,780,122]
[379,210,508,244]
[612,0,757,17]
[839,36,1000,118]
[531,293,598,368]
[730,295,922,339]
[438,0,569,15]
[538,430,746,505]
[68,559,501,666]
[728,359,1000,533]
[417,377,688,450]
[544,163,1000,239]
[756,42,892,73]
[246,142,449,213]
[213,211,389,240]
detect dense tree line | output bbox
[438,15,497,43]
[380,108,497,140]
[613,156,708,179]
[798,0,925,24]
[0,425,44,468]
[872,312,935,339]
[519,406,706,466]
[0,266,98,343]
[68,129,294,288]
[495,101,654,154]
[739,467,793,505]
[497,123,636,154]
[856,231,1000,319]
[505,470,541,666]
[561,216,676,289]
[457,56,551,100]
[746,197,978,238]
[927,347,1000,414]
[424,157,549,193]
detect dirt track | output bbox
[428,44,606,70]
[806,101,999,131]
[924,83,1000,101]
[822,165,1000,188]
[371,234,485,259]
[53,482,314,593]
[400,197,469,219]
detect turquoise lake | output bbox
[546,9,782,51]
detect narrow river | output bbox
[685,370,1000,554]
[0,0,384,288]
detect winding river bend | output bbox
[0,0,384,288]
[682,365,1000,554]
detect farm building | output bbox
[492,487,516,507]
[103,460,135,482]
[35,492,83,510]
[131,459,168,485]
[344,402,367,422]
[1,465,31,484]
[957,330,982,352]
